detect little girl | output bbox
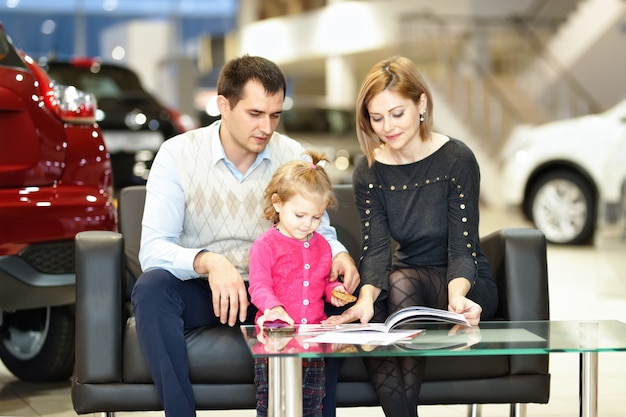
[248,150,353,417]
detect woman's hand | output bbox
[448,277,482,326]
[448,295,482,326]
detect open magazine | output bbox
[300,306,469,345]
[383,305,469,329]
[300,305,469,335]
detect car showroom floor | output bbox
[1,204,626,417]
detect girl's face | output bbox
[273,193,326,241]
[367,89,426,151]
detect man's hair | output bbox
[217,54,287,108]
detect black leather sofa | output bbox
[72,184,550,416]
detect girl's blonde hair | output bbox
[356,55,434,166]
[263,150,337,224]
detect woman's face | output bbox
[367,89,426,151]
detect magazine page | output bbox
[385,306,469,330]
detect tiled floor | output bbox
[2,204,625,417]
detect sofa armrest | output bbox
[74,230,125,383]
[481,228,550,376]
[481,228,550,321]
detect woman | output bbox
[324,56,499,417]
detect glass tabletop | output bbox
[241,320,626,358]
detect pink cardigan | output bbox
[249,226,340,325]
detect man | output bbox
[131,55,360,417]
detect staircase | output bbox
[518,0,625,113]
[399,13,536,157]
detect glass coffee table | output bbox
[241,320,626,417]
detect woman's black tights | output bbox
[364,267,448,417]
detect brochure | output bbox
[299,306,469,335]
[300,306,469,346]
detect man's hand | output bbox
[194,251,249,326]
[329,251,360,293]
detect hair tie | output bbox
[311,163,317,170]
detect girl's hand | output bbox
[330,285,356,307]
[256,306,294,328]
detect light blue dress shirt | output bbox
[139,121,347,280]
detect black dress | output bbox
[353,137,498,317]
[352,137,499,417]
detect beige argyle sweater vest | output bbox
[176,130,303,279]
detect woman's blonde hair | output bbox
[263,150,337,224]
[356,56,434,166]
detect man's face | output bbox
[218,79,284,156]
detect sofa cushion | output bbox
[124,319,255,384]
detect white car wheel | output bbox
[528,170,595,244]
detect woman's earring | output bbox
[420,113,425,122]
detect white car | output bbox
[499,99,626,244]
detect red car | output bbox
[0,24,116,381]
